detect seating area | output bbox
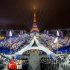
[0,30,70,70]
[0,34,30,54]
[53,45,70,53]
[40,34,70,51]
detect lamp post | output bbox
[56,30,60,54]
[9,30,12,54]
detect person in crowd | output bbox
[8,57,17,70]
[0,54,4,70]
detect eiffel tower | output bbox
[30,6,39,33]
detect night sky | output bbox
[0,0,70,32]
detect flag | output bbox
[9,30,12,37]
[54,37,58,43]
[57,30,60,36]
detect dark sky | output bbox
[0,0,70,31]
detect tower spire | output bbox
[30,6,39,33]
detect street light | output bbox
[56,30,60,54]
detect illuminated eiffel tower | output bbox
[30,6,39,33]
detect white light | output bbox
[54,37,58,43]
[9,30,12,37]
[34,36,36,40]
[57,30,60,36]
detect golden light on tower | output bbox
[30,5,39,33]
[34,6,36,10]
[33,5,37,10]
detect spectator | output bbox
[8,57,17,70]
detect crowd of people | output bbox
[0,53,60,70]
[0,34,30,54]
[0,32,70,54]
[0,31,69,70]
[0,53,29,70]
[40,34,70,50]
